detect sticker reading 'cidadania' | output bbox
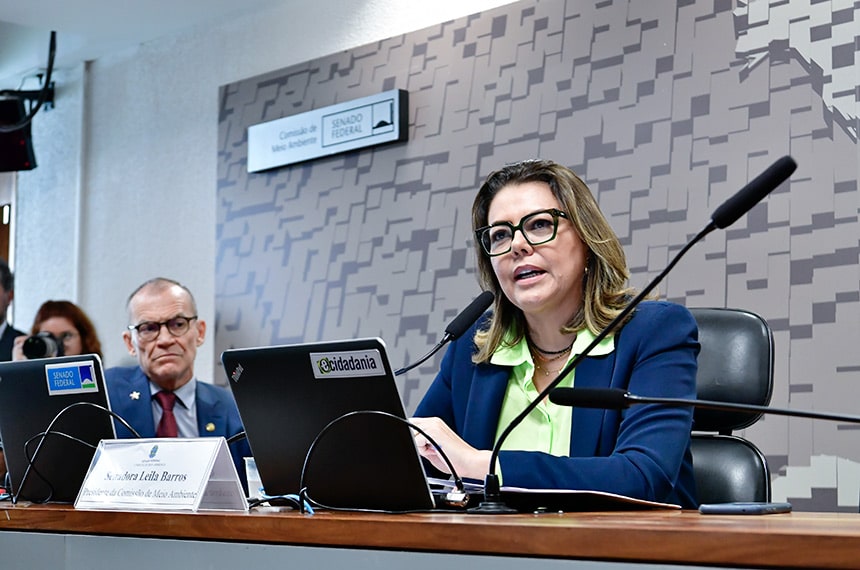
[309,349,386,379]
[45,360,99,395]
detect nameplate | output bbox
[75,438,247,512]
[247,89,408,172]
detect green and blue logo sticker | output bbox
[44,360,99,395]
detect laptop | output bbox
[0,354,116,503]
[222,337,436,511]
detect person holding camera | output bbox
[1,300,102,475]
[11,300,103,360]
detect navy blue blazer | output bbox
[105,366,252,486]
[0,323,26,361]
[415,300,699,508]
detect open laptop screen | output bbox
[222,337,435,511]
[0,354,116,503]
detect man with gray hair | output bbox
[105,277,250,486]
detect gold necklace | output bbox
[531,348,570,377]
[534,360,567,377]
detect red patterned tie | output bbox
[155,390,179,437]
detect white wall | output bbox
[13,0,516,381]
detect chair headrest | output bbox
[689,308,774,432]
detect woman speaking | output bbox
[412,159,699,508]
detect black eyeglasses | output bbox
[128,316,198,342]
[475,208,569,257]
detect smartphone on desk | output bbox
[699,501,792,515]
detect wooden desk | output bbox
[1,503,859,569]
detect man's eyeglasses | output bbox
[475,208,569,257]
[128,316,198,342]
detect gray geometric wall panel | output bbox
[217,0,860,511]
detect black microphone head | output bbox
[549,387,630,409]
[444,290,494,339]
[711,155,797,229]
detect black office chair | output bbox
[688,307,774,504]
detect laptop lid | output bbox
[222,337,435,511]
[0,354,116,503]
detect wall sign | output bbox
[247,89,408,173]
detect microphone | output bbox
[394,291,494,376]
[444,290,496,340]
[711,156,797,229]
[549,387,860,425]
[469,156,798,514]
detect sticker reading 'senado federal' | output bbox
[45,360,99,396]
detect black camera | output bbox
[22,331,65,359]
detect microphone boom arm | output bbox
[488,225,716,473]
[470,156,796,513]
[473,225,715,513]
[625,393,860,425]
[395,291,494,376]
[394,335,450,376]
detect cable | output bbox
[21,431,99,503]
[297,410,466,514]
[0,31,56,134]
[13,401,141,504]
[247,493,314,513]
[0,472,12,502]
[226,431,247,445]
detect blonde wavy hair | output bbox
[471,159,636,363]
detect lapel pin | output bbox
[130,391,141,400]
[205,422,216,432]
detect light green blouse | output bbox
[491,328,616,457]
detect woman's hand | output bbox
[410,416,492,480]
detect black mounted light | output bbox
[0,31,56,172]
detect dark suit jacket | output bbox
[415,300,699,508]
[0,323,26,361]
[105,366,252,488]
